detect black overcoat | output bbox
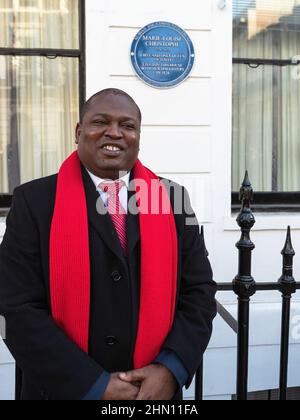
[0,166,217,400]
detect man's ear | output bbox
[75,122,81,144]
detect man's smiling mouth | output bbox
[103,145,122,152]
[100,143,125,156]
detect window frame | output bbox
[232,54,300,212]
[0,0,86,213]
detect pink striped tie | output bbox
[100,180,127,255]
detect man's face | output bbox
[76,93,141,180]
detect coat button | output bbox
[106,336,117,346]
[111,270,122,282]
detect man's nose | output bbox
[105,123,122,138]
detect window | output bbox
[232,0,300,211]
[0,0,85,211]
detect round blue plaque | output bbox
[131,22,195,88]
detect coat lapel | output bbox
[127,174,140,257]
[81,165,126,263]
[81,165,141,263]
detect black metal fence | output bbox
[195,172,300,401]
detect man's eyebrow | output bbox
[91,113,138,121]
[91,113,109,118]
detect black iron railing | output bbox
[195,172,300,401]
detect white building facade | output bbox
[0,0,300,400]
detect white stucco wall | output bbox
[85,0,300,398]
[0,0,300,400]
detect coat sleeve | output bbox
[161,186,217,388]
[0,187,104,400]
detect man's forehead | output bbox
[91,93,136,107]
[87,94,140,117]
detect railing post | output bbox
[278,226,296,401]
[15,365,22,401]
[195,358,204,401]
[232,172,256,401]
[194,227,208,401]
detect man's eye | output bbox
[123,124,135,129]
[94,120,106,125]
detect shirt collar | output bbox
[85,168,131,190]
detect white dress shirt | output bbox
[86,168,130,214]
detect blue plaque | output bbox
[131,22,195,88]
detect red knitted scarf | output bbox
[50,151,178,368]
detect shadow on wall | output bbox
[0,338,15,401]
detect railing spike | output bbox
[239,170,254,209]
[279,226,296,287]
[281,226,295,258]
[243,170,251,187]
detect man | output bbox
[0,89,217,400]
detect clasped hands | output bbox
[102,364,178,400]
